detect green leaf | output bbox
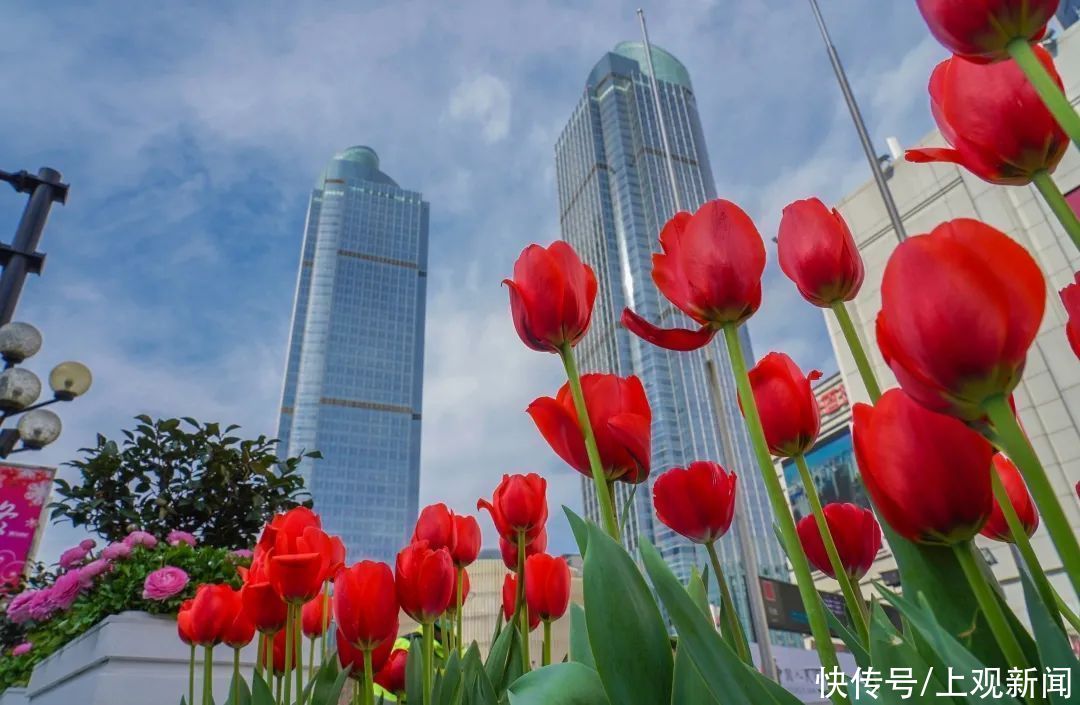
[1018,564,1079,705]
[826,607,870,669]
[866,602,953,705]
[876,587,1021,705]
[568,603,595,669]
[224,671,251,705]
[308,654,350,705]
[582,522,672,705]
[463,643,497,705]
[437,648,464,705]
[563,507,590,558]
[507,663,609,705]
[484,619,523,696]
[687,567,710,619]
[671,648,719,705]
[250,671,275,705]
[407,643,426,705]
[640,540,796,705]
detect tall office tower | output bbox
[1060,0,1080,28]
[278,146,428,562]
[555,43,798,646]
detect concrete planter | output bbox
[14,611,258,705]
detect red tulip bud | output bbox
[395,542,454,624]
[915,0,1057,63]
[652,462,737,545]
[337,629,395,681]
[502,573,539,631]
[413,503,455,551]
[450,514,482,568]
[500,528,548,571]
[334,561,399,651]
[525,554,571,622]
[981,454,1040,543]
[796,503,881,581]
[744,352,822,457]
[504,241,598,353]
[477,474,548,540]
[301,595,328,639]
[374,648,408,694]
[1061,273,1080,359]
[777,198,864,307]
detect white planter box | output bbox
[0,687,28,705]
[20,611,259,705]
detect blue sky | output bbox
[0,1,949,561]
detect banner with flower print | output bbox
[0,463,55,590]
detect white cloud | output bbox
[446,74,512,144]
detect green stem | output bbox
[794,453,870,645]
[255,633,265,682]
[188,643,196,705]
[559,341,621,540]
[456,568,465,655]
[267,633,275,692]
[295,606,304,705]
[1054,589,1080,634]
[953,542,1029,670]
[542,621,552,666]
[233,648,241,705]
[363,648,375,705]
[276,673,282,705]
[308,637,315,682]
[705,541,752,664]
[1032,170,1080,251]
[830,302,881,402]
[985,395,1080,598]
[992,469,1065,631]
[722,323,848,705]
[422,622,434,704]
[1009,38,1080,149]
[515,531,531,673]
[283,607,294,705]
[202,645,214,705]
[321,583,330,666]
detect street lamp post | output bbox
[0,167,69,325]
[0,166,88,457]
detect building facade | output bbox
[554,42,798,646]
[1059,0,1080,29]
[824,27,1080,632]
[278,146,428,562]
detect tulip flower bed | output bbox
[0,531,248,693]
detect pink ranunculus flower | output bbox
[58,545,91,571]
[26,589,56,621]
[167,530,197,547]
[101,542,133,561]
[78,539,97,551]
[123,531,158,549]
[77,559,112,589]
[142,566,189,601]
[5,590,36,624]
[230,549,253,560]
[12,642,32,656]
[50,571,84,611]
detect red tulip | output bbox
[240,562,288,635]
[504,241,598,353]
[777,198,864,306]
[325,536,347,582]
[334,561,399,650]
[337,629,395,680]
[374,649,408,694]
[260,507,333,604]
[450,514,482,568]
[915,0,1057,63]
[796,503,882,581]
[527,373,652,484]
[413,503,455,551]
[177,599,194,645]
[221,587,256,648]
[185,584,237,646]
[852,389,994,545]
[652,462,738,544]
[395,542,454,624]
[447,569,471,613]
[906,52,1067,185]
[525,554,571,622]
[500,528,548,571]
[301,595,328,639]
[622,200,766,351]
[477,474,548,540]
[268,630,288,675]
[1061,272,1080,359]
[744,353,822,457]
[502,574,540,631]
[876,219,1045,421]
[981,454,1040,542]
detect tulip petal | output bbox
[606,413,651,483]
[504,279,551,352]
[905,147,964,165]
[621,308,716,351]
[527,396,590,475]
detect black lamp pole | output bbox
[0,167,69,325]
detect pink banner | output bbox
[0,463,55,590]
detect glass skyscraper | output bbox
[278,146,428,562]
[555,43,797,645]
[1059,0,1080,28]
